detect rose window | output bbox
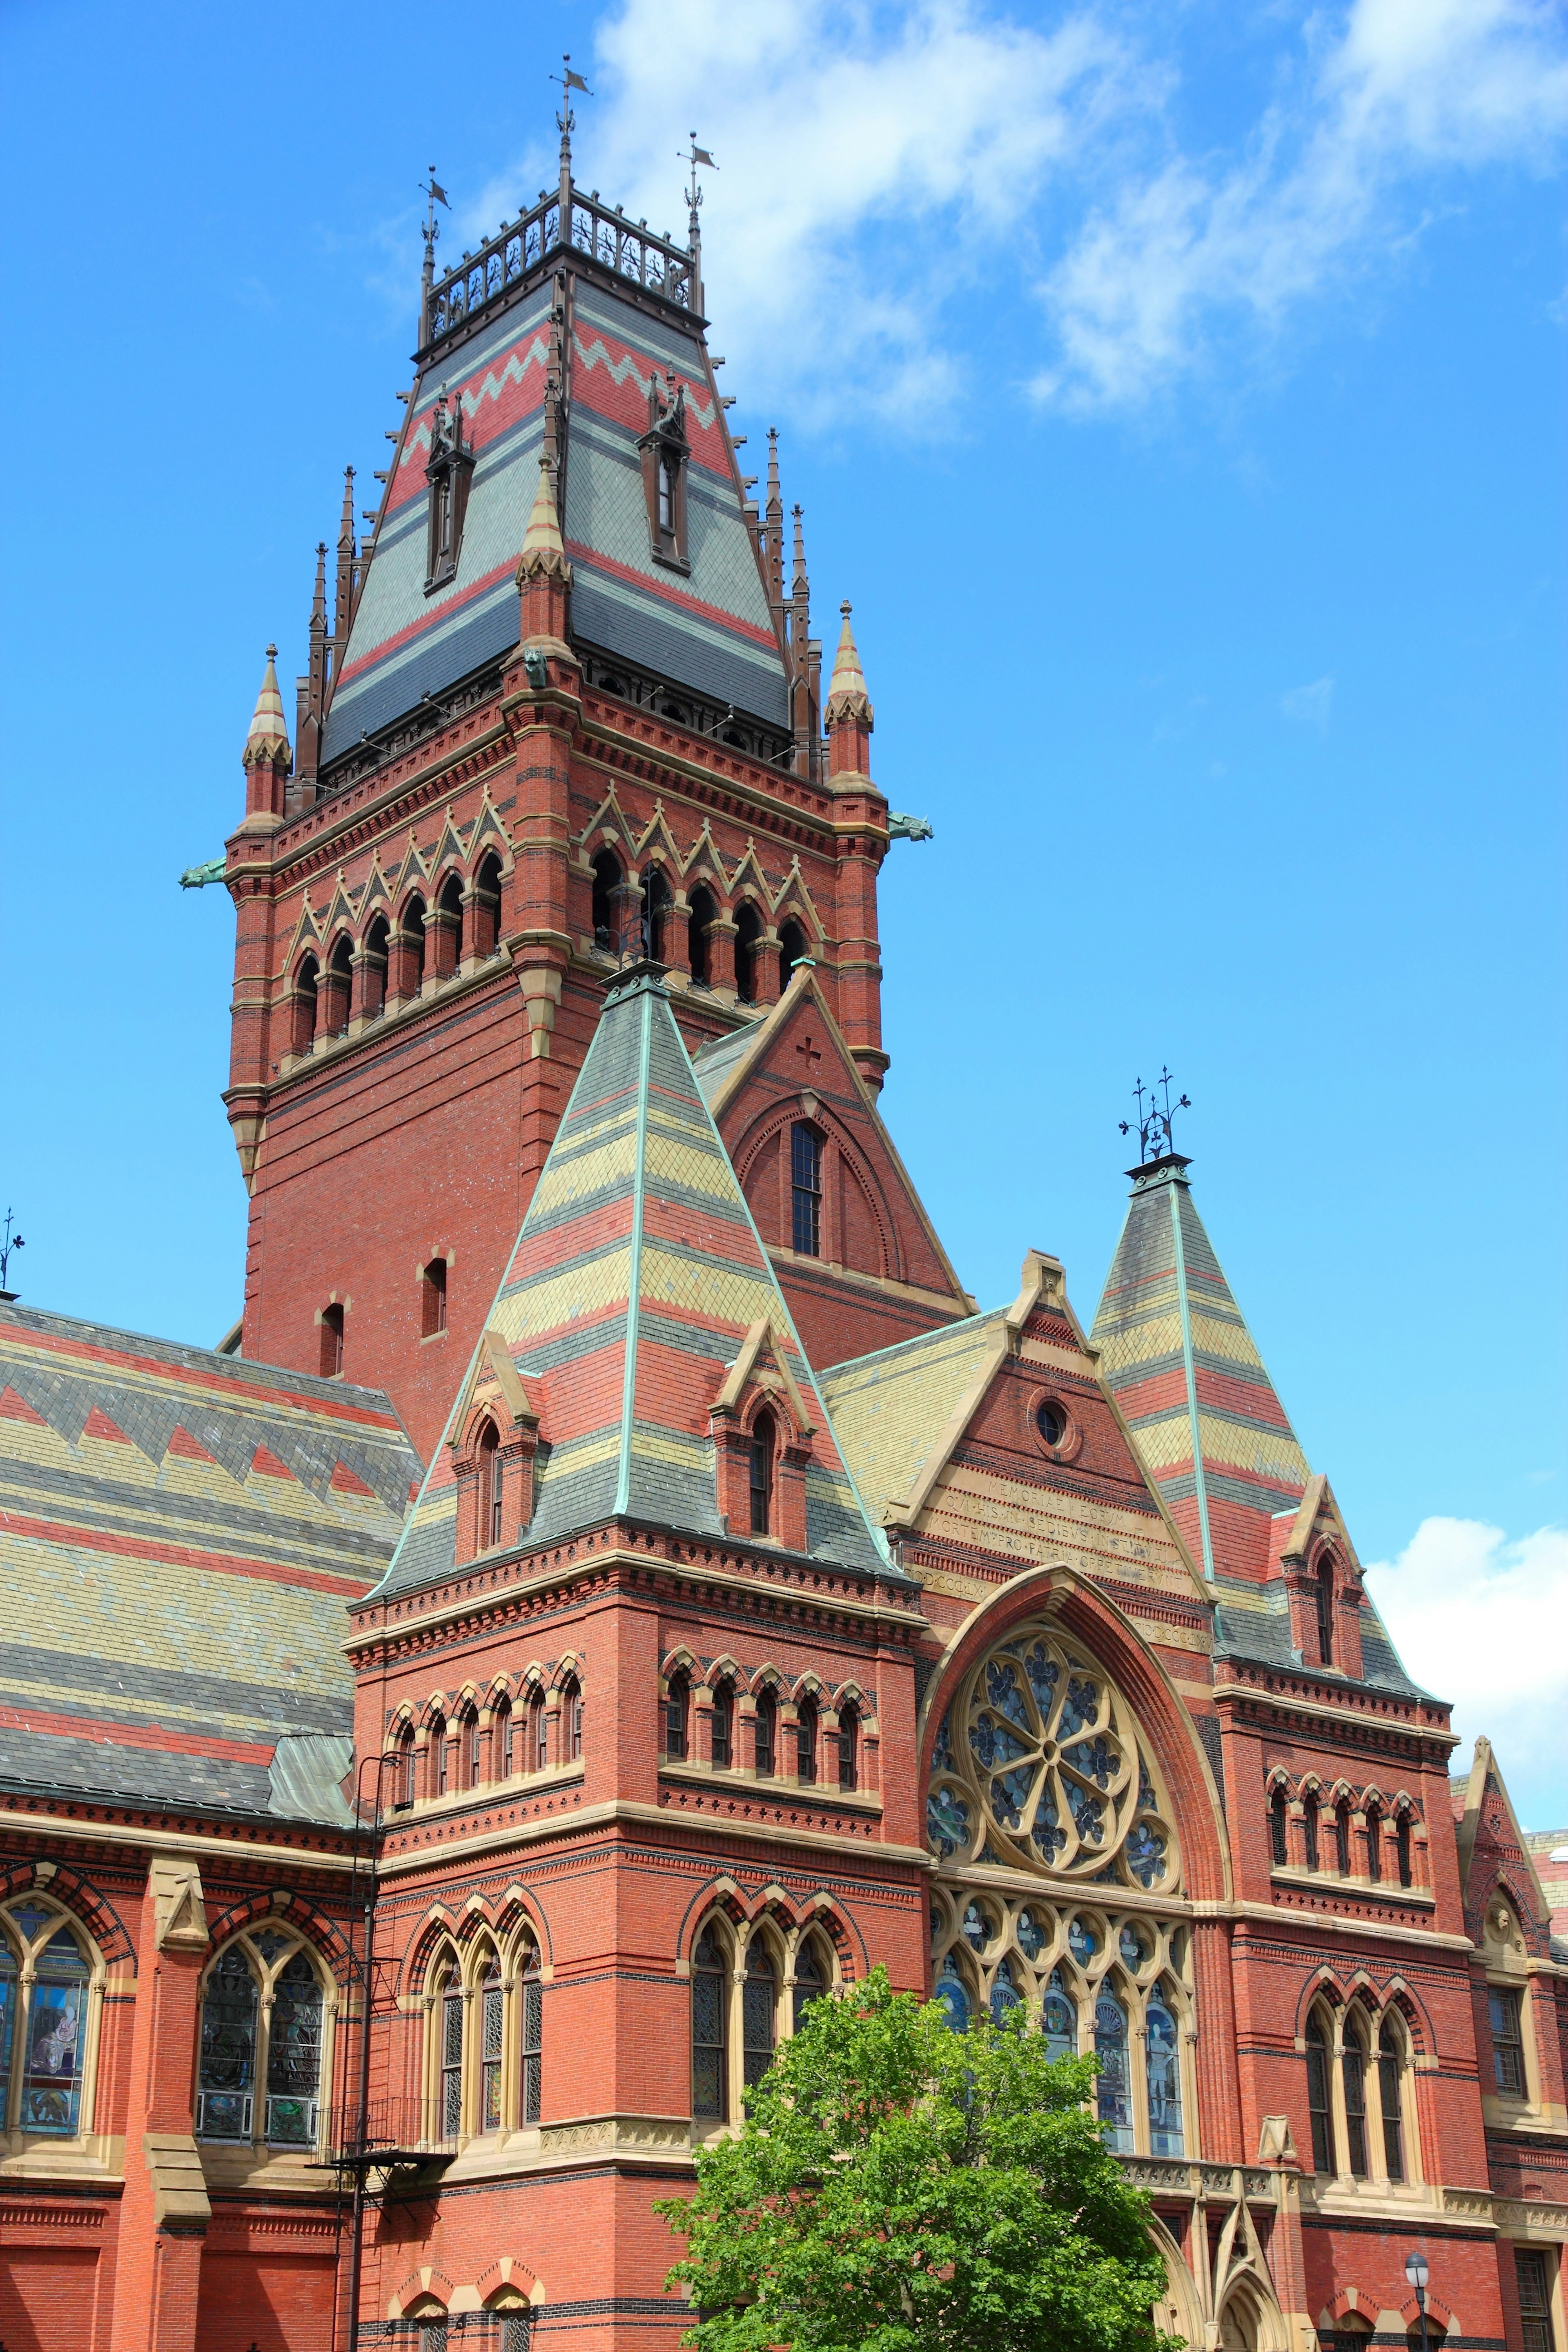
[925,1623,1180,1894]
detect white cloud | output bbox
[1364,1517,1568,1828]
[1282,675,1334,728]
[454,0,1568,426]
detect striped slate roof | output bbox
[818,1315,1005,1525]
[321,262,786,769]
[0,1306,417,1820]
[1090,1157,1310,1582]
[381,965,890,1599]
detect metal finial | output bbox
[0,1208,24,1294]
[1118,1067,1191,1165]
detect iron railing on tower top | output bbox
[423,186,695,349]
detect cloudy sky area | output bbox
[4,0,1564,1816]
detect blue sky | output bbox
[3,0,1564,1817]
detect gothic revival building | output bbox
[1,111,1563,2352]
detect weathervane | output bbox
[682,131,716,237]
[0,1207,24,1297]
[419,165,450,269]
[552,51,592,135]
[1119,1069,1191,1165]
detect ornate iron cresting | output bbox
[1119,1068,1191,1165]
[423,187,695,353]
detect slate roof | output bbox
[1209,1575,1425,1697]
[381,966,891,1600]
[321,239,787,770]
[0,1306,417,1821]
[1091,1158,1310,1581]
[818,1316,1004,1525]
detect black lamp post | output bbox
[1405,2250,1431,2352]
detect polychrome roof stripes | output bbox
[819,1315,1006,1527]
[381,968,888,1599]
[322,272,788,767]
[0,1307,416,1817]
[1090,1160,1310,1582]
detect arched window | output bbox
[934,1950,972,2033]
[989,1956,1022,2025]
[1315,1555,1336,1665]
[1269,1787,1289,1866]
[734,902,762,1003]
[0,1912,89,2138]
[1303,1788,1321,1873]
[435,871,464,980]
[591,849,622,952]
[1041,1966,1076,2065]
[641,864,672,964]
[461,1707,482,1790]
[529,1686,548,1773]
[519,1932,543,2124]
[791,1123,822,1256]
[431,1715,448,1798]
[1342,2013,1370,2177]
[292,955,319,1056]
[755,1686,777,1777]
[665,1670,690,1762]
[325,934,354,1036]
[198,1931,326,2150]
[688,885,716,984]
[472,851,503,960]
[692,1925,729,2120]
[749,1410,775,1535]
[319,1301,345,1379]
[497,1696,514,1779]
[394,1724,417,1809]
[402,895,427,995]
[742,1944,776,2089]
[1333,1797,1352,1875]
[1394,1809,1413,1887]
[1305,2011,1334,2173]
[795,1695,818,1786]
[362,913,390,1020]
[479,1953,505,2131]
[1377,2019,1406,2180]
[1365,1805,1382,1882]
[710,1680,733,1771]
[837,1703,858,1793]
[1146,1983,1184,2155]
[779,918,808,988]
[1094,1988,1133,2152]
[563,1678,584,1762]
[421,1256,448,1338]
[438,1958,464,2138]
[793,1936,828,2030]
[476,1420,502,1551]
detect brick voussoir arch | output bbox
[734,1099,899,1282]
[0,1860,133,1965]
[203,1890,356,1980]
[915,1562,1234,1905]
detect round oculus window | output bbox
[1037,1399,1067,1448]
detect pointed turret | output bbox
[328,468,356,704]
[824,599,874,779]
[1091,1154,1310,1584]
[379,965,892,1601]
[240,645,292,825]
[294,542,329,799]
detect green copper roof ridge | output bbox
[1169,1178,1215,1584]
[613,987,653,1519]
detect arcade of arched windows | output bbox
[1301,1987,1422,2187]
[581,842,820,1008]
[659,1653,875,1797]
[1264,1771,1428,1890]
[421,1914,544,2145]
[0,1890,105,2153]
[386,1664,585,1813]
[924,1616,1194,2160]
[283,846,508,1058]
[195,1922,336,2158]
[687,1904,846,2131]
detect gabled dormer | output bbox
[709,1317,817,1549]
[1272,1473,1366,1680]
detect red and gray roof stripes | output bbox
[1090,1158,1310,1583]
[381,967,891,1602]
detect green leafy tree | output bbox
[659,1967,1180,2352]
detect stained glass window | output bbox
[1145,1986,1183,2156]
[1041,1968,1076,2065]
[0,1938,14,2120]
[481,1959,505,2131]
[441,1977,464,2138]
[1094,1989,1133,2153]
[793,1939,826,2032]
[935,1952,971,2034]
[266,1950,323,2145]
[989,1958,1022,2025]
[692,1927,728,2120]
[1377,2023,1405,2181]
[1305,2016,1333,2174]
[742,1946,775,2091]
[198,1946,258,2142]
[1342,2023,1369,2178]
[520,1963,543,2125]
[24,1931,88,2138]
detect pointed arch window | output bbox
[519,1938,543,2125]
[934,1950,972,2034]
[711,1681,733,1771]
[1333,1798,1352,1875]
[1305,2012,1334,2173]
[590,849,622,954]
[439,1962,465,2138]
[199,1931,326,2150]
[1146,1983,1184,2156]
[472,852,504,960]
[292,955,320,1056]
[779,918,808,989]
[742,1945,776,2090]
[692,1925,729,2120]
[480,1955,505,2131]
[1365,1806,1382,1882]
[837,1702,858,1793]
[795,1695,818,1785]
[688,885,716,985]
[324,935,353,1037]
[1377,2020,1405,2180]
[1395,1810,1413,1887]
[791,1123,822,1256]
[755,1687,777,1777]
[530,1686,548,1772]
[476,1420,502,1551]
[1094,1988,1133,2152]
[564,1678,584,1762]
[1269,1787,1289,1866]
[641,864,672,964]
[749,1411,775,1535]
[421,1256,449,1338]
[1303,1788,1321,1872]
[734,903,762,1004]
[1315,1555,1336,1665]
[498,1697,514,1778]
[362,914,390,1021]
[665,1670,690,1762]
[1041,1966,1076,2066]
[1342,2014,1370,2177]
[197,1945,257,2142]
[320,1302,345,1379]
[641,375,690,567]
[793,1936,827,2031]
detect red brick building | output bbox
[0,116,1562,2352]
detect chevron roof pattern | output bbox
[382,965,890,1600]
[0,1307,417,1818]
[1090,1158,1310,1582]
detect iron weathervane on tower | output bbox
[1120,1068,1191,1167]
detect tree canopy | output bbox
[659,1966,1180,2352]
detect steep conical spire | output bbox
[824,601,873,728]
[242,646,291,769]
[380,966,891,1600]
[1090,1156,1309,1583]
[295,543,330,788]
[517,455,568,576]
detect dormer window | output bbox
[640,373,689,568]
[425,392,474,592]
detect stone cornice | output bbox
[374,1794,933,1878]
[1213,1672,1457,1751]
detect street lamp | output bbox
[1405,2251,1431,2352]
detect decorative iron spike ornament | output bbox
[1119,1068,1191,1165]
